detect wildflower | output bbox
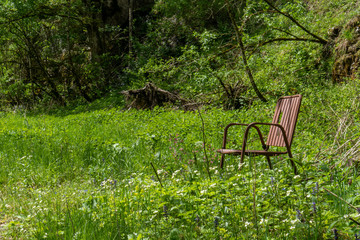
[313,182,319,195]
[355,231,360,240]
[357,208,360,214]
[296,210,302,220]
[259,218,268,225]
[291,219,299,224]
[195,215,200,225]
[163,205,168,220]
[286,189,292,196]
[312,202,316,213]
[271,177,274,185]
[214,216,220,229]
[333,228,338,240]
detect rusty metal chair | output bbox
[217,95,302,174]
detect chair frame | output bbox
[218,95,302,174]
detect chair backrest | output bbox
[266,95,302,147]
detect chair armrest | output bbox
[221,123,247,149]
[245,122,291,154]
[221,123,266,150]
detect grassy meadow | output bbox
[0,81,359,239]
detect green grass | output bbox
[0,81,360,239]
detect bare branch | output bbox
[257,37,324,47]
[262,0,328,45]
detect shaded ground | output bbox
[332,16,360,82]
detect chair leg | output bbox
[290,159,298,175]
[266,156,272,170]
[287,152,298,175]
[220,154,225,169]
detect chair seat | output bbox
[217,149,288,156]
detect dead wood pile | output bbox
[121,83,195,110]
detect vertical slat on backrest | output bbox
[266,95,302,147]
[267,98,283,146]
[279,97,292,146]
[286,96,299,145]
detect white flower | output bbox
[172,170,180,178]
[259,218,268,225]
[210,183,216,188]
[291,219,299,224]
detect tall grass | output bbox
[0,81,360,239]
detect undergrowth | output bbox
[0,81,360,239]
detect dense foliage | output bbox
[0,0,357,108]
[0,0,360,239]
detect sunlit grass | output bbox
[0,82,360,239]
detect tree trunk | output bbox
[129,0,134,56]
[226,0,267,102]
